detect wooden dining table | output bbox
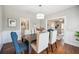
[23,34,36,54]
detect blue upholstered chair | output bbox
[48,29,54,32]
[11,32,28,54]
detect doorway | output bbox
[47,17,64,45]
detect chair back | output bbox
[49,30,57,44]
[37,32,49,53]
[11,32,20,53]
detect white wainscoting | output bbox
[0,30,33,50]
[0,33,2,50]
[64,31,79,47]
[1,30,21,44]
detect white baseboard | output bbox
[64,40,79,47]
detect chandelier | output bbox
[36,13,45,19]
[36,5,45,19]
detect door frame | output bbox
[46,16,67,41]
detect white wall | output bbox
[2,5,79,48]
[1,6,46,44]
[0,6,2,50]
[47,6,79,47]
[2,6,46,31]
[2,30,21,44]
[2,6,32,44]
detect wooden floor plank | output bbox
[1,40,79,54]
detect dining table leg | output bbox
[29,42,31,54]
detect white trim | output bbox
[47,16,66,42]
[1,30,21,44]
[0,33,3,51]
[47,16,66,21]
[46,19,47,31]
[47,16,66,30]
[64,40,79,47]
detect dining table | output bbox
[24,34,36,54]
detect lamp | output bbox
[35,5,45,31]
[36,5,45,19]
[36,13,45,19]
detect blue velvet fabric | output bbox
[48,29,54,32]
[11,32,28,54]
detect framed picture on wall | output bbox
[20,17,30,31]
[8,18,16,27]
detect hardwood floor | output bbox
[64,44,79,54]
[1,40,79,54]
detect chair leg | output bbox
[22,38,23,42]
[51,45,53,52]
[55,42,57,48]
[46,48,48,54]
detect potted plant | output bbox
[75,31,79,41]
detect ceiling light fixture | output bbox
[36,5,45,19]
[36,13,45,19]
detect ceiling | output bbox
[4,5,75,15]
